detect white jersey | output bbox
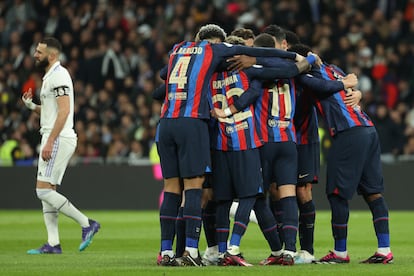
[39,61,76,138]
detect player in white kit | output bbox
[22,37,100,254]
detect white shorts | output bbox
[37,135,77,185]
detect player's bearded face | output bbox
[35,56,49,69]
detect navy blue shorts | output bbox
[157,118,211,178]
[259,141,298,190]
[212,149,263,201]
[326,126,384,200]
[297,142,320,185]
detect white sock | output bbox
[231,201,258,223]
[161,250,174,258]
[333,249,348,258]
[271,250,283,257]
[42,201,60,246]
[284,250,296,257]
[205,245,218,255]
[229,201,238,219]
[36,189,89,227]
[185,247,199,258]
[249,210,258,224]
[377,247,391,255]
[227,245,240,255]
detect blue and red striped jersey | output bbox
[160,40,297,120]
[294,89,319,145]
[313,63,373,136]
[254,78,297,143]
[161,41,213,119]
[210,70,262,151]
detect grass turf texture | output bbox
[0,210,412,275]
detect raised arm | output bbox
[297,73,358,96]
[226,53,315,73]
[22,89,41,115]
[215,43,298,61]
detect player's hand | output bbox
[41,140,54,162]
[344,89,362,107]
[341,73,358,89]
[295,53,305,62]
[22,89,36,110]
[210,107,226,119]
[307,52,322,67]
[227,55,256,71]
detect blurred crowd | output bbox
[0,0,414,166]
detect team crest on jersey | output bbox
[226,125,235,134]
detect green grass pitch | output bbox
[0,210,412,275]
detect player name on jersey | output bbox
[172,46,203,55]
[212,75,239,89]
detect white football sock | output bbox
[249,209,258,224]
[230,201,257,223]
[185,247,199,258]
[271,249,283,257]
[227,245,240,255]
[36,189,89,227]
[333,249,348,258]
[377,247,391,255]
[161,250,174,258]
[229,201,238,219]
[42,201,60,246]
[205,245,218,255]
[284,250,296,257]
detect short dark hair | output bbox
[262,24,286,43]
[285,30,300,47]
[230,28,255,40]
[41,37,62,52]
[197,24,226,42]
[287,43,312,56]
[253,33,275,48]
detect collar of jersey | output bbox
[43,61,61,80]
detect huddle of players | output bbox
[156,23,392,267]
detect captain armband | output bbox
[53,86,70,97]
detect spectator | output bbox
[372,103,404,156]
[0,0,413,165]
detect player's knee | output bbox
[296,185,312,204]
[363,193,382,203]
[36,188,53,201]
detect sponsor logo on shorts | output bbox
[298,173,309,179]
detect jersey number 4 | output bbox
[169,56,191,89]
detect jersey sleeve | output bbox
[159,65,168,80]
[297,73,345,96]
[232,79,262,111]
[214,43,297,60]
[249,60,300,79]
[50,70,72,97]
[152,83,166,102]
